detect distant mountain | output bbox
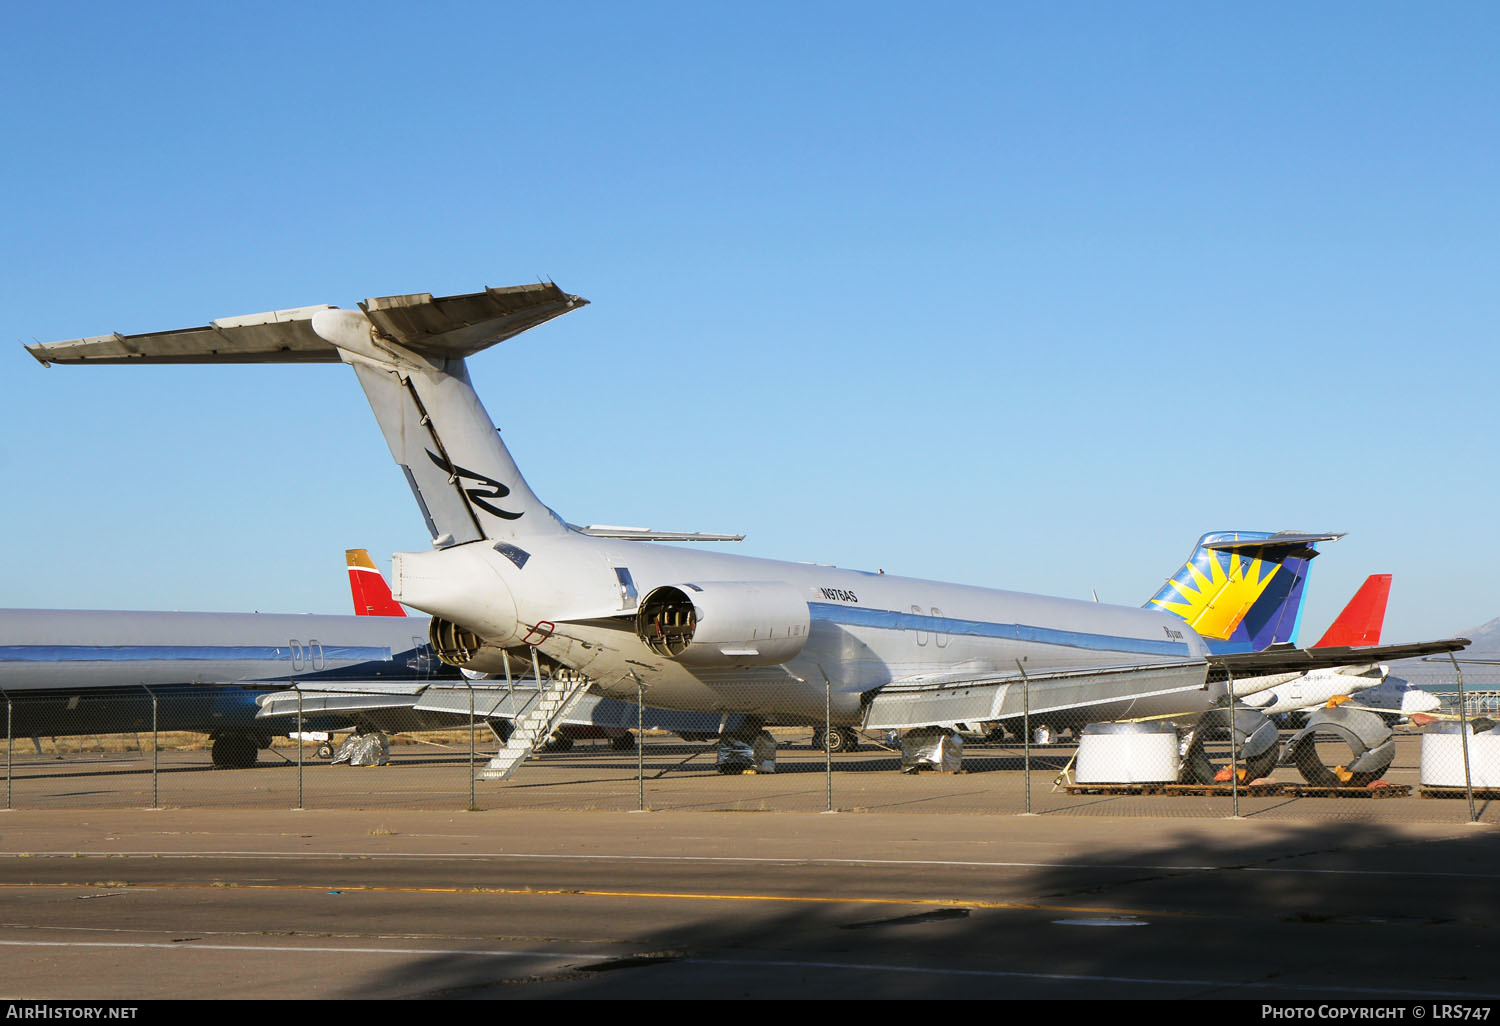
[1458,616,1500,657]
[1383,615,1500,687]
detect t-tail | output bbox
[27,284,587,550]
[346,549,406,617]
[1145,531,1345,651]
[1313,573,1390,648]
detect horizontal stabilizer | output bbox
[574,524,745,542]
[1204,531,1346,555]
[28,305,339,365]
[27,283,586,366]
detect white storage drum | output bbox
[1420,722,1500,788]
[1075,721,1180,784]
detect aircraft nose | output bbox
[1402,688,1442,714]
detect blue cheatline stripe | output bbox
[807,603,1191,658]
[0,645,393,663]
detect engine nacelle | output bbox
[429,617,520,675]
[635,581,811,667]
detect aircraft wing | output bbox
[862,660,1210,731]
[255,681,729,735]
[26,284,585,366]
[1210,638,1470,679]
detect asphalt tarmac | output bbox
[1,803,1497,1001]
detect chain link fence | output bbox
[5,660,1499,822]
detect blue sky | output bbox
[1,2,1495,642]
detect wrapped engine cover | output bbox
[717,734,777,774]
[899,727,964,773]
[637,581,811,666]
[332,732,391,766]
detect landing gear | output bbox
[717,729,777,773]
[539,734,574,753]
[812,727,860,753]
[210,733,259,769]
[315,741,335,760]
[610,732,637,752]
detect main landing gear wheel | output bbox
[610,733,637,752]
[315,741,335,760]
[813,727,860,753]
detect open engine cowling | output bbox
[635,581,811,667]
[429,617,519,675]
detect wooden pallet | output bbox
[1418,786,1500,800]
[1064,782,1411,799]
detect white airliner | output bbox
[27,284,1467,772]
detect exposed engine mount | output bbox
[636,581,811,667]
[428,617,558,676]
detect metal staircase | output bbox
[477,671,594,781]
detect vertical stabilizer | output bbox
[1146,531,1344,650]
[346,549,406,617]
[1314,574,1391,648]
[315,286,586,546]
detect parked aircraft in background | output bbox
[1236,574,1402,718]
[347,548,406,617]
[29,283,1469,774]
[0,607,449,767]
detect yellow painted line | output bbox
[0,880,1164,918]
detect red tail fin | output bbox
[346,549,406,617]
[1314,574,1390,648]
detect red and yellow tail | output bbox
[346,549,406,617]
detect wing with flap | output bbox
[862,660,1211,731]
[1210,638,1469,679]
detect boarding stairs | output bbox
[477,671,593,781]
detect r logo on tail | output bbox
[426,449,524,521]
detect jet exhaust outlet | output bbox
[635,582,811,667]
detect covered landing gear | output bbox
[209,732,264,769]
[716,727,777,774]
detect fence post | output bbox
[467,680,476,811]
[296,685,304,812]
[1016,660,1032,815]
[818,666,834,812]
[1450,653,1477,823]
[629,672,645,812]
[5,691,11,811]
[142,685,158,810]
[1225,668,1241,818]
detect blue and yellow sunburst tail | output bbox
[1145,531,1337,652]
